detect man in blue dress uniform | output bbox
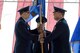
[45,6,71,53]
[14,6,38,53]
[30,16,51,53]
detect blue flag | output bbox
[26,6,39,22]
[37,0,45,16]
[71,17,80,42]
[26,0,45,22]
[29,5,39,16]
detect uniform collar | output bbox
[57,18,64,23]
[20,17,28,23]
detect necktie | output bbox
[25,22,30,30]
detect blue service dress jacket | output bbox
[46,18,71,53]
[14,17,37,53]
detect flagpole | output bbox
[40,4,42,24]
[33,0,44,53]
[40,3,44,53]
